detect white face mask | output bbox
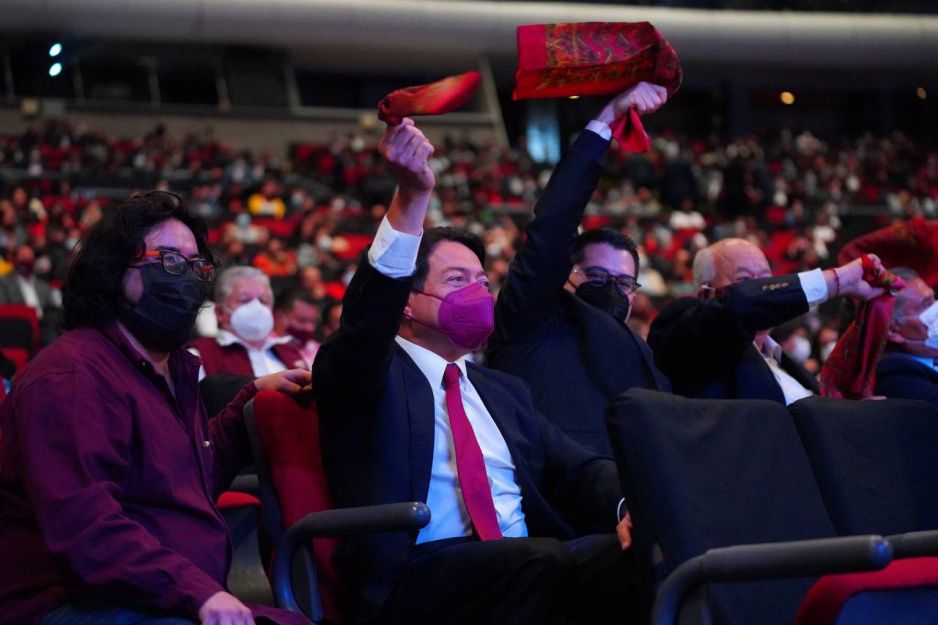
[230,298,274,342]
[918,301,938,349]
[788,335,812,363]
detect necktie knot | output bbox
[443,363,461,388]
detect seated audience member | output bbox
[0,244,62,343]
[648,238,884,403]
[488,82,671,455]
[0,191,310,625]
[189,266,306,379]
[875,267,938,405]
[319,300,341,341]
[314,119,642,625]
[274,290,321,368]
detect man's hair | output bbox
[275,288,320,313]
[890,267,922,318]
[412,227,486,291]
[214,265,271,304]
[572,228,640,274]
[692,246,718,288]
[62,191,213,330]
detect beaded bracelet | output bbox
[832,267,841,297]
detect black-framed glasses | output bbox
[140,249,216,282]
[575,266,641,295]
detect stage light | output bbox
[917,87,928,100]
[48,63,63,77]
[780,91,795,105]
[568,95,580,100]
[49,43,62,57]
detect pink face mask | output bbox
[412,281,494,350]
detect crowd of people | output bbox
[1,79,937,625]
[1,104,936,377]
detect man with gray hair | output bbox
[188,265,306,380]
[648,237,885,403]
[875,267,938,405]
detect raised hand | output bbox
[595,82,669,126]
[379,118,435,195]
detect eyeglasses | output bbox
[575,266,641,295]
[139,249,216,282]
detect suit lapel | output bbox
[465,365,530,483]
[394,344,436,504]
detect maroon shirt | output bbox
[0,323,306,625]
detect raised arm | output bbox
[313,118,434,418]
[493,83,668,344]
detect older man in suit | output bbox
[313,119,641,625]
[649,238,884,402]
[487,82,670,456]
[875,267,938,405]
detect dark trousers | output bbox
[374,534,650,625]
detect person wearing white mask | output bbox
[188,266,306,381]
[875,267,938,406]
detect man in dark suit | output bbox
[0,244,60,345]
[648,238,884,402]
[875,267,938,405]
[314,119,640,625]
[487,83,671,456]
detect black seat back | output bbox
[606,389,838,625]
[789,396,938,537]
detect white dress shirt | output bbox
[15,274,42,319]
[369,215,528,543]
[756,268,827,405]
[188,329,295,381]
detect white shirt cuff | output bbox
[367,215,422,278]
[617,497,628,523]
[798,268,828,306]
[586,120,613,142]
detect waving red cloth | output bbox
[819,256,906,399]
[838,217,938,287]
[378,71,482,125]
[512,21,682,151]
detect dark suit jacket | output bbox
[313,261,623,619]
[487,130,671,456]
[0,273,54,311]
[647,275,820,402]
[875,352,938,407]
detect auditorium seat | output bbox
[244,390,429,624]
[0,304,41,357]
[605,389,892,625]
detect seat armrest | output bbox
[652,535,892,625]
[273,502,430,613]
[886,530,938,558]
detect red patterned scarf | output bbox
[819,256,906,399]
[378,71,482,125]
[513,21,682,151]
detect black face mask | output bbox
[118,263,207,353]
[575,281,631,322]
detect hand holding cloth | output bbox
[512,21,682,151]
[819,256,906,399]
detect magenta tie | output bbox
[442,363,503,541]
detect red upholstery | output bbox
[0,305,41,353]
[796,557,938,625]
[217,491,262,509]
[250,390,348,620]
[2,347,30,374]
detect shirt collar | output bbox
[216,328,293,351]
[759,335,784,362]
[395,335,468,388]
[100,320,201,381]
[912,356,938,372]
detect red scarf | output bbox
[512,21,682,151]
[819,256,906,399]
[378,71,482,125]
